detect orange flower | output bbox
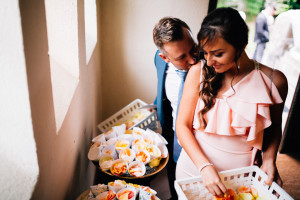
[111,162,127,175]
[214,189,235,200]
[106,190,116,200]
[136,152,147,163]
[118,190,134,200]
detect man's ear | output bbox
[159,53,170,63]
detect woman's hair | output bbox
[197,7,249,128]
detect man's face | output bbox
[270,7,276,16]
[159,28,197,71]
[266,6,276,16]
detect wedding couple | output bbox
[152,7,287,200]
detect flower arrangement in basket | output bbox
[77,179,160,200]
[88,124,169,178]
[97,99,158,133]
[175,166,294,200]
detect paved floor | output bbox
[150,167,171,199]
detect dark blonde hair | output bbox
[153,17,191,54]
[197,7,249,128]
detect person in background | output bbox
[253,2,277,62]
[152,17,199,199]
[176,7,287,197]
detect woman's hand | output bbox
[200,165,227,196]
[260,159,283,186]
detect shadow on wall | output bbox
[19,0,57,199]
[19,0,98,199]
[65,128,96,200]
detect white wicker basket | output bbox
[97,99,158,133]
[175,166,293,200]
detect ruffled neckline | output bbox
[216,69,256,100]
[193,69,283,150]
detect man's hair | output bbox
[153,17,191,53]
[264,1,277,10]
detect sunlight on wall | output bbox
[0,0,38,198]
[84,0,97,64]
[45,0,80,132]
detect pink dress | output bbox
[176,66,283,179]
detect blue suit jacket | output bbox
[153,50,174,141]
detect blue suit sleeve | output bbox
[153,50,160,105]
[154,97,157,105]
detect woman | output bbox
[175,7,288,197]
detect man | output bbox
[152,17,198,199]
[253,2,276,62]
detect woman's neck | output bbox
[224,51,254,84]
[239,52,254,72]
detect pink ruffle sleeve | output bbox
[193,70,283,152]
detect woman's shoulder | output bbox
[189,59,205,73]
[185,60,204,88]
[258,64,288,100]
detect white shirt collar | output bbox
[169,62,187,73]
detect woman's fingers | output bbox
[261,162,283,187]
[265,168,283,187]
[212,184,223,196]
[218,181,228,194]
[264,173,274,185]
[201,165,227,196]
[263,166,274,186]
[205,184,227,197]
[204,178,227,196]
[206,186,217,196]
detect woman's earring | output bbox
[237,62,240,70]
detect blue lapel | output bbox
[154,50,168,127]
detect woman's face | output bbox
[201,37,237,73]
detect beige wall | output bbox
[100,0,209,120]
[0,1,39,199]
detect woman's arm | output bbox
[176,62,227,196]
[261,69,288,186]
